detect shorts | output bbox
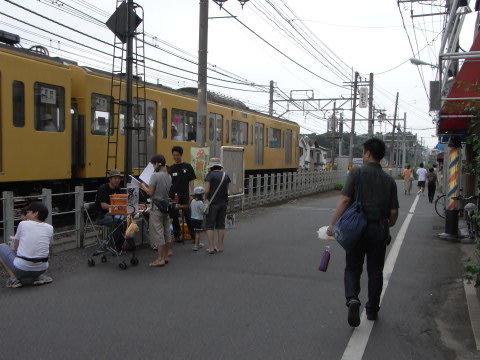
[149,209,171,246]
[191,219,204,233]
[205,203,227,230]
[417,181,425,187]
[0,245,45,278]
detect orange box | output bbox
[109,194,128,215]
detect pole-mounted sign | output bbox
[359,87,368,108]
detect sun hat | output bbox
[108,169,122,178]
[208,158,223,169]
[194,186,205,195]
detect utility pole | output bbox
[413,133,418,166]
[124,0,134,184]
[402,112,407,169]
[339,113,343,156]
[368,73,374,138]
[389,92,399,165]
[269,80,274,116]
[196,0,209,147]
[348,71,359,164]
[331,102,336,168]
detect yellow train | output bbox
[0,36,299,194]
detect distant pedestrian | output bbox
[416,163,428,196]
[403,164,413,195]
[169,146,196,247]
[190,187,205,251]
[204,158,231,254]
[426,168,437,203]
[327,138,399,327]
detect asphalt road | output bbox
[0,181,478,360]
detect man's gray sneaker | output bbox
[33,275,53,286]
[6,278,23,288]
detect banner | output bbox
[191,147,210,188]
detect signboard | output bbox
[191,147,210,188]
[359,87,368,108]
[221,146,245,196]
[41,87,56,104]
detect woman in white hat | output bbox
[204,158,231,254]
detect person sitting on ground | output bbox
[0,202,53,288]
[95,169,123,226]
[190,187,205,251]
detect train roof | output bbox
[0,41,298,128]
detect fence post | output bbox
[75,186,84,248]
[256,174,262,206]
[268,173,274,203]
[248,175,254,209]
[42,188,53,225]
[2,191,14,243]
[263,174,269,205]
[293,172,297,197]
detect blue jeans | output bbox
[96,214,125,226]
[0,245,45,278]
[344,223,389,314]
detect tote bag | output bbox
[333,171,367,253]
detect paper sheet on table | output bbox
[139,163,154,184]
[129,175,140,187]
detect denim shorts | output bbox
[205,203,227,230]
[0,244,45,278]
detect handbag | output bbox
[333,170,367,253]
[202,171,226,215]
[152,198,174,214]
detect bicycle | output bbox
[453,194,479,239]
[435,193,447,218]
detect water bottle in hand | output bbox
[318,246,331,272]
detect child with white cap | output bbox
[190,187,205,251]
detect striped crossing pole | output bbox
[439,137,462,240]
[447,146,460,210]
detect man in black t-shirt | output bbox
[169,146,196,242]
[95,170,123,225]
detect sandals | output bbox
[206,249,215,255]
[214,247,223,253]
[149,259,165,267]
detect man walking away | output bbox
[327,138,399,327]
[416,163,428,196]
[426,168,437,203]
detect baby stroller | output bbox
[85,203,139,270]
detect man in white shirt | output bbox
[416,163,428,196]
[0,202,53,288]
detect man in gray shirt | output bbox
[327,138,399,327]
[140,154,172,267]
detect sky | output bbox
[2,0,478,149]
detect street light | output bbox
[410,57,439,68]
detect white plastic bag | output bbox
[317,226,335,241]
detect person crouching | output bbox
[0,202,53,288]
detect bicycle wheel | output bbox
[435,194,446,219]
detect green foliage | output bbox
[334,182,344,191]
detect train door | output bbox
[285,128,292,166]
[209,112,223,158]
[255,122,264,166]
[132,99,156,170]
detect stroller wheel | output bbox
[88,258,95,267]
[119,261,128,270]
[130,257,139,266]
[101,255,107,263]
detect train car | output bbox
[0,34,299,195]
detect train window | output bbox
[226,120,229,143]
[34,82,65,132]
[209,113,223,142]
[120,99,156,137]
[171,108,196,141]
[162,108,167,139]
[268,128,281,148]
[12,81,25,127]
[265,128,268,147]
[250,125,253,145]
[231,120,248,146]
[91,93,112,135]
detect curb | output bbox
[464,279,480,350]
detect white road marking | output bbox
[341,195,420,360]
